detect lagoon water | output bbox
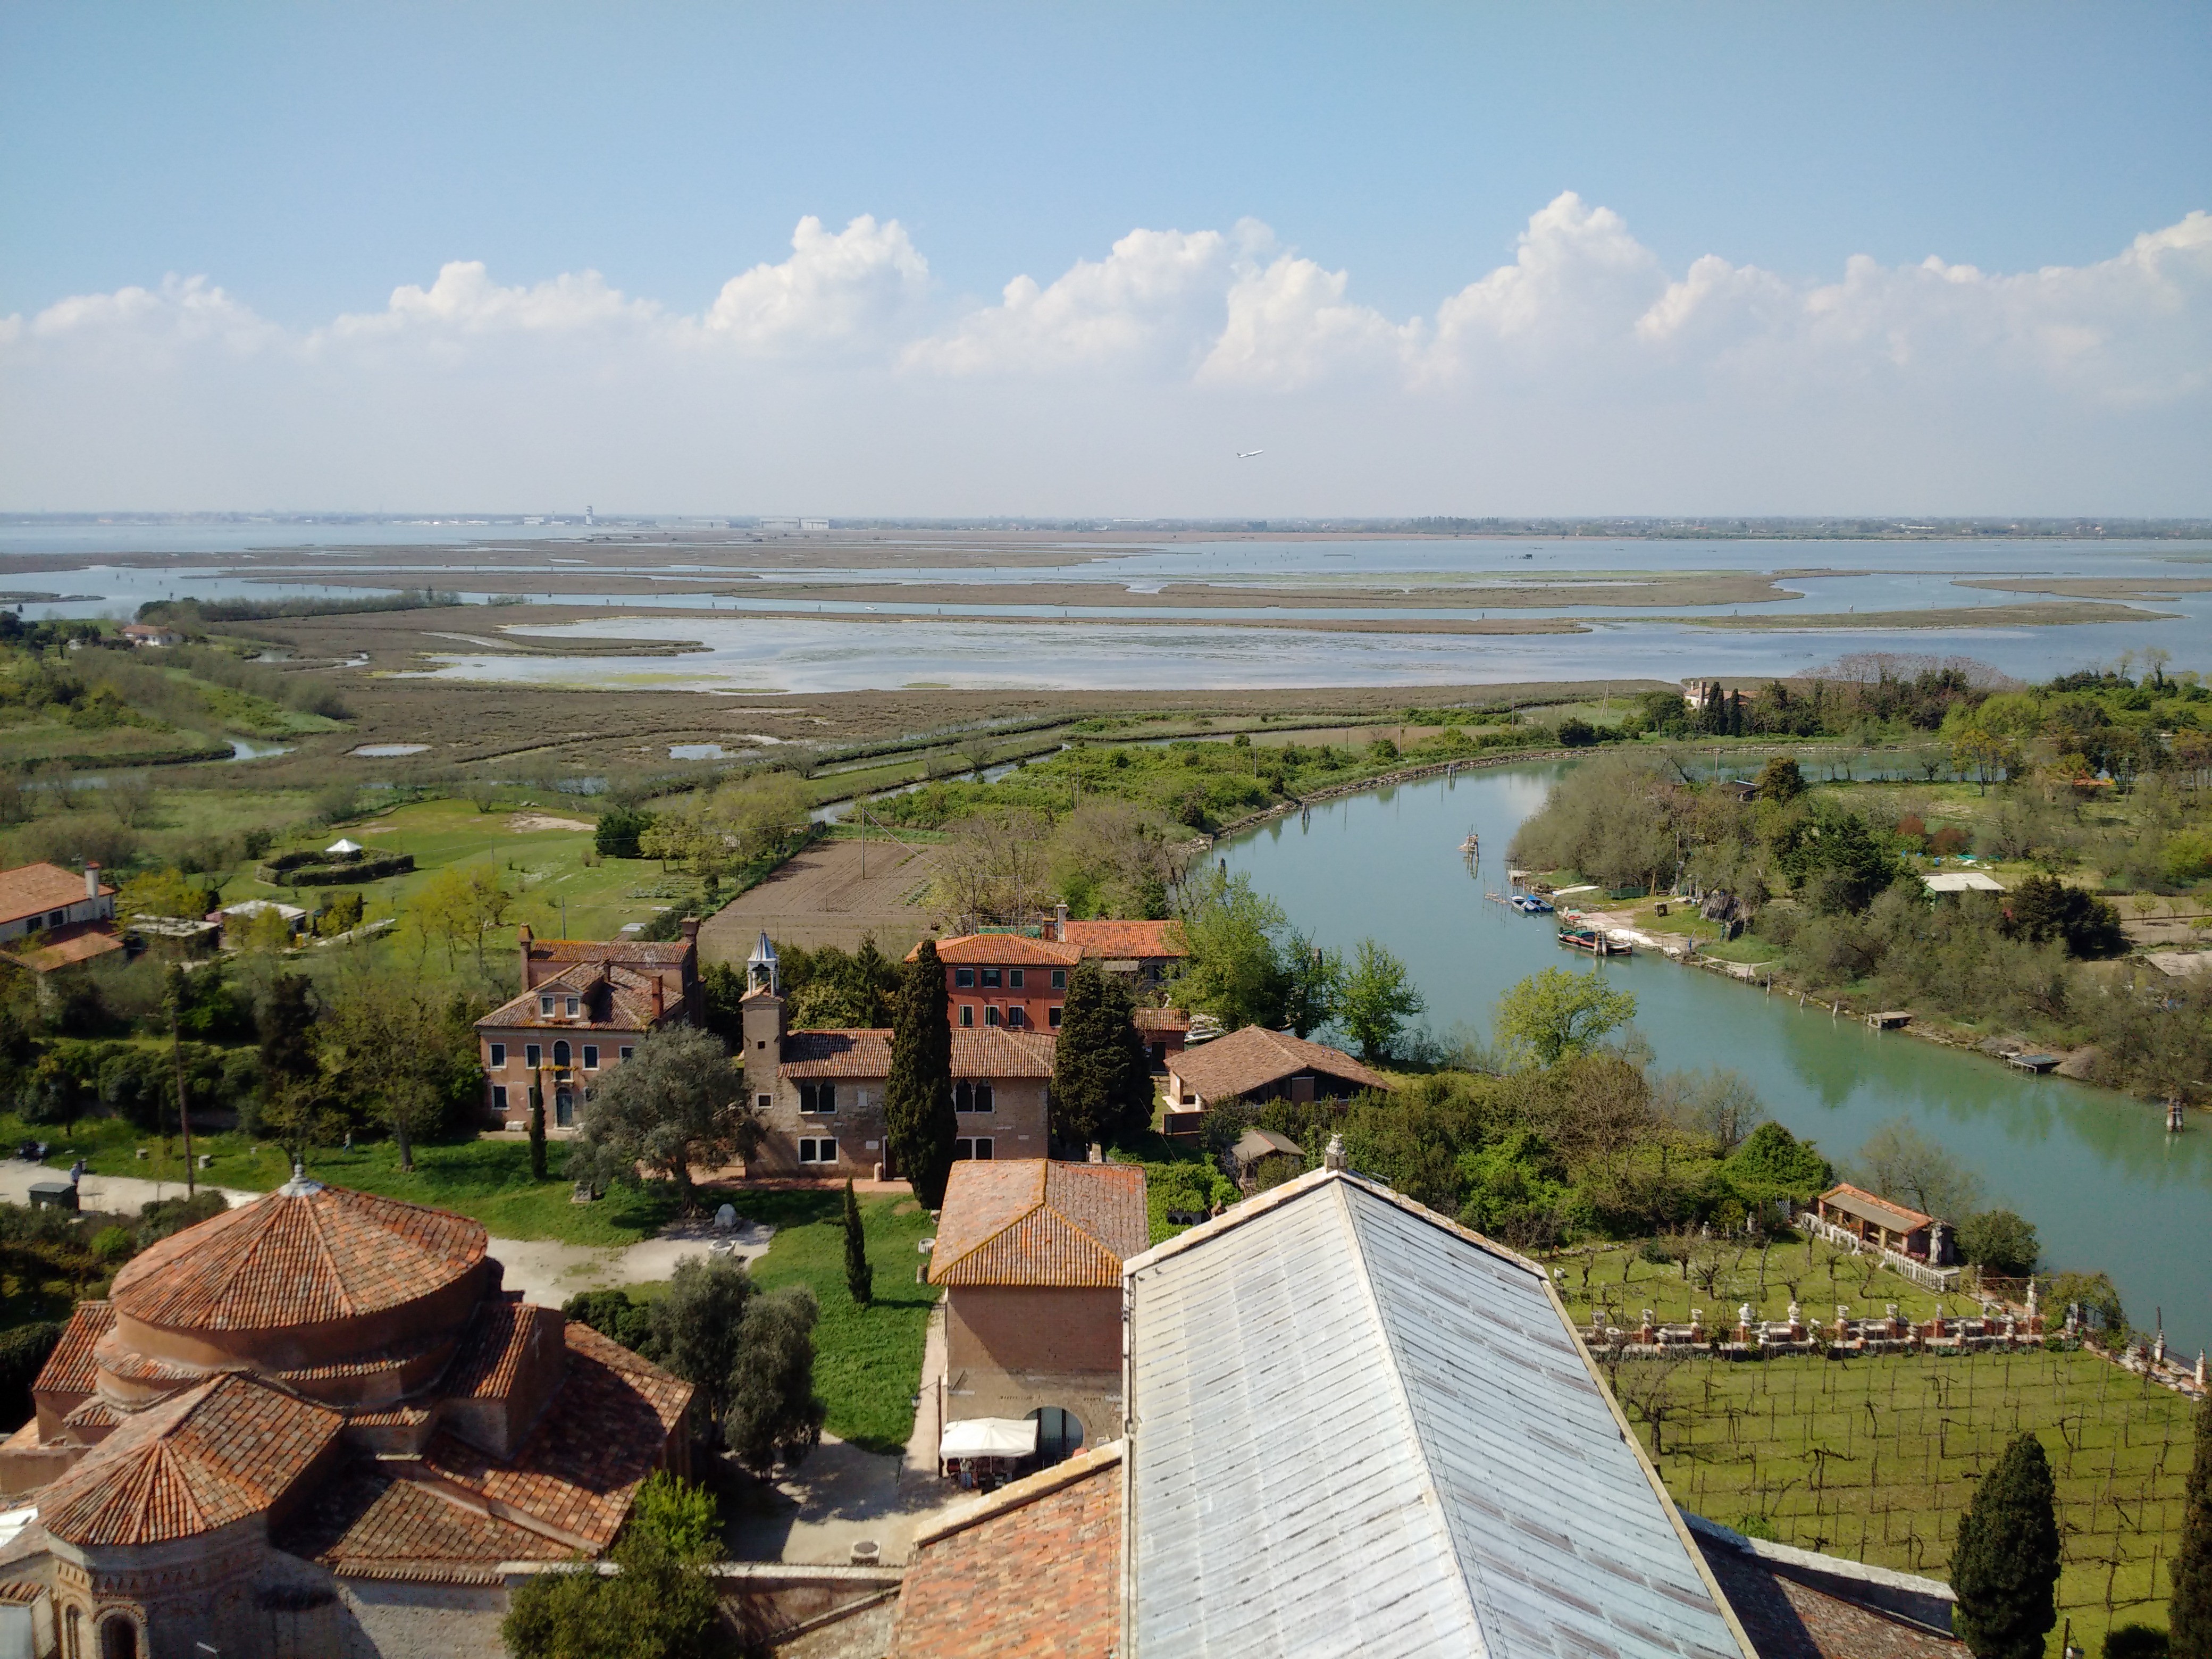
[1219,763,2212,1356]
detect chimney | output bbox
[517,923,534,991]
[680,916,700,945]
[650,976,664,1023]
[1323,1134,1347,1171]
[85,862,100,901]
[1054,902,1069,943]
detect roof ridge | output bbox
[294,1194,359,1320]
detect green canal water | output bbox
[1219,763,2212,1358]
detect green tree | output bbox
[1051,958,1152,1151]
[1951,1433,2060,1659]
[1494,967,1637,1068]
[562,1287,655,1354]
[1753,755,1806,802]
[725,1285,826,1472]
[528,1083,548,1182]
[1336,939,1425,1063]
[501,1473,734,1659]
[1280,931,1343,1039]
[258,973,317,1084]
[1855,1119,1981,1221]
[841,1179,873,1307]
[1171,869,1292,1030]
[646,1253,753,1435]
[573,1028,760,1212]
[1957,1209,2041,1279]
[885,941,956,1207]
[2174,1398,2212,1659]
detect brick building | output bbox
[914,911,1188,1034]
[474,921,700,1129]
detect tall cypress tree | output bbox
[841,1179,873,1306]
[885,940,956,1208]
[1051,959,1152,1153]
[1951,1433,2062,1659]
[2174,1397,2212,1659]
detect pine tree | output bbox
[1951,1433,2062,1659]
[885,940,957,1208]
[842,1179,873,1306]
[1051,959,1151,1152]
[2173,1397,2212,1659]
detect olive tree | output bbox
[574,1027,761,1211]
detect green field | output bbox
[1622,1348,2192,1654]
[1552,1235,1990,1330]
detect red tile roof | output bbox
[0,862,110,928]
[443,1296,560,1401]
[35,1301,114,1398]
[530,938,692,967]
[37,1374,341,1547]
[930,1161,1147,1287]
[781,1026,1057,1080]
[6,921,126,973]
[1132,1007,1192,1032]
[280,1461,571,1583]
[1819,1183,1934,1234]
[1058,919,1186,959]
[1167,1025,1393,1103]
[912,933,1082,967]
[479,961,668,1033]
[111,1184,487,1334]
[894,1442,1122,1658]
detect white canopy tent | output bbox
[1924,871,2005,893]
[325,839,365,855]
[939,1417,1038,1461]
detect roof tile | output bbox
[781,1027,1057,1081]
[931,1161,1147,1287]
[912,934,1082,967]
[1057,919,1187,959]
[35,1301,114,1398]
[1168,1025,1393,1102]
[0,863,111,928]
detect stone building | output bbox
[927,1160,1147,1463]
[739,936,1054,1178]
[1161,1025,1392,1132]
[475,920,700,1130]
[0,1172,690,1657]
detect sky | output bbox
[2,3,2207,517]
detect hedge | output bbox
[255,852,414,885]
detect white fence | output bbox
[1804,1213,1962,1294]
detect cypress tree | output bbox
[1952,1433,2062,1659]
[2174,1397,2212,1659]
[842,1179,873,1306]
[1051,959,1151,1153]
[528,1084,548,1182]
[885,940,956,1208]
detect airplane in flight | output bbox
[1236,449,1264,458]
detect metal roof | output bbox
[1124,1169,1752,1659]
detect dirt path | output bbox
[700,836,941,959]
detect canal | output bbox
[1219,762,2212,1357]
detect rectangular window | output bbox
[1048,1006,1062,1029]
[489,1043,506,1069]
[953,1137,994,1161]
[525,1044,542,1069]
[954,966,975,988]
[492,1084,508,1112]
[1008,968,1024,989]
[565,996,580,1017]
[985,1005,1001,1026]
[621,1046,635,1061]
[1051,968,1067,989]
[1007,1005,1025,1028]
[981,967,1001,988]
[540,994,555,1016]
[960,1004,974,1027]
[974,1083,993,1114]
[800,1082,837,1115]
[756,1092,770,1112]
[799,1137,837,1164]
[956,1082,975,1112]
[582,1045,599,1070]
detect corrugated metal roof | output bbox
[1126,1170,1751,1659]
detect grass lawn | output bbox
[1549,1234,1988,1330]
[1622,1347,2192,1654]
[732,1188,937,1456]
[11,1111,676,1247]
[1698,935,1783,966]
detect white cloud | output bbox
[6,273,281,363]
[1198,253,1417,389]
[324,261,660,342]
[700,214,927,352]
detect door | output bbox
[555,1087,573,1128]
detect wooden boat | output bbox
[1557,925,1630,956]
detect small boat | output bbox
[1511,894,1554,915]
[1558,925,1631,956]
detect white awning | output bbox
[1924,872,2004,892]
[940,1417,1039,1460]
[325,838,364,854]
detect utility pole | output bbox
[166,976,196,1198]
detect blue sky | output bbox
[2,4,2207,514]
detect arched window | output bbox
[552,1040,572,1068]
[99,1616,139,1659]
[1025,1405,1085,1467]
[65,1606,80,1659]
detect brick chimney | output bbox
[680,916,700,945]
[84,862,100,901]
[649,976,664,1023]
[1054,902,1069,942]
[516,923,534,991]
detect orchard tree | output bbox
[885,941,956,1206]
[646,1253,754,1433]
[725,1286,826,1472]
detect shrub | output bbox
[1959,1209,2041,1279]
[2105,1624,2170,1659]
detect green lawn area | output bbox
[1698,935,1783,966]
[1551,1234,1987,1330]
[1623,1348,2191,1654]
[12,1111,676,1247]
[732,1188,937,1455]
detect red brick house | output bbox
[914,911,1188,1034]
[474,921,700,1129]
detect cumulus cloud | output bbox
[700,214,927,352]
[323,262,660,343]
[4,273,281,363]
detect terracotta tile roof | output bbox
[531,939,692,967]
[1133,1006,1192,1032]
[1059,919,1187,959]
[930,1161,1147,1287]
[894,1441,1121,1658]
[1168,1025,1393,1103]
[0,862,111,928]
[443,1296,560,1400]
[61,1397,124,1433]
[480,962,667,1033]
[781,1027,1057,1081]
[35,1301,113,1398]
[0,1581,41,1606]
[6,921,126,973]
[1694,1529,1962,1657]
[911,933,1082,967]
[421,1322,690,1553]
[1819,1183,1934,1234]
[279,1460,569,1583]
[111,1184,487,1334]
[37,1374,341,1547]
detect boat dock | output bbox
[2007,1052,2060,1074]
